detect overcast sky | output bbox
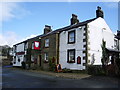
[1,0,119,47]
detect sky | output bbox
[0,1,119,47]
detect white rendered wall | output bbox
[88,17,114,65]
[13,43,25,66]
[13,55,24,66]
[59,26,86,70]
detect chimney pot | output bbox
[44,25,52,34]
[71,14,79,25]
[96,6,104,18]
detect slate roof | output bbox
[41,18,97,37]
[13,18,97,46]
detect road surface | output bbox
[2,66,119,88]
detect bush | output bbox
[115,58,120,76]
[87,65,105,75]
[21,61,26,69]
[62,68,72,73]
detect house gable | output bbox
[87,17,114,65]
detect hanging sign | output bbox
[34,41,40,50]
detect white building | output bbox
[59,6,116,70]
[12,42,28,66]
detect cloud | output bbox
[0,3,16,22]
[20,34,39,42]
[0,2,31,22]
[0,31,18,47]
[0,31,38,47]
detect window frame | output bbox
[32,42,34,49]
[44,53,48,61]
[68,30,75,44]
[67,49,75,63]
[114,39,117,48]
[44,53,48,63]
[45,38,49,47]
[25,42,28,50]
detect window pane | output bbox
[32,43,34,49]
[70,37,74,42]
[45,39,49,47]
[69,31,75,43]
[45,53,48,61]
[70,32,74,37]
[69,51,74,61]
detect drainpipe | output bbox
[56,32,60,64]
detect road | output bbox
[2,66,119,89]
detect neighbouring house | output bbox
[40,25,59,70]
[12,6,119,71]
[0,45,13,66]
[12,35,42,68]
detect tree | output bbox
[101,40,108,70]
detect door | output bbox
[38,55,41,66]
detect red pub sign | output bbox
[34,41,40,50]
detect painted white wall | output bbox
[13,43,25,66]
[59,26,86,70]
[88,17,114,65]
[13,55,24,66]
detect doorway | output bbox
[38,55,41,66]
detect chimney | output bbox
[70,14,79,25]
[44,25,52,34]
[96,6,104,18]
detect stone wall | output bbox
[26,37,41,68]
[41,33,59,70]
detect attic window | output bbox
[102,28,106,30]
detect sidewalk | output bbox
[6,66,91,79]
[29,69,91,79]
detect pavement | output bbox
[14,68,91,79]
[2,65,119,88]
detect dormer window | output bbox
[68,30,75,44]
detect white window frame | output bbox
[44,53,48,61]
